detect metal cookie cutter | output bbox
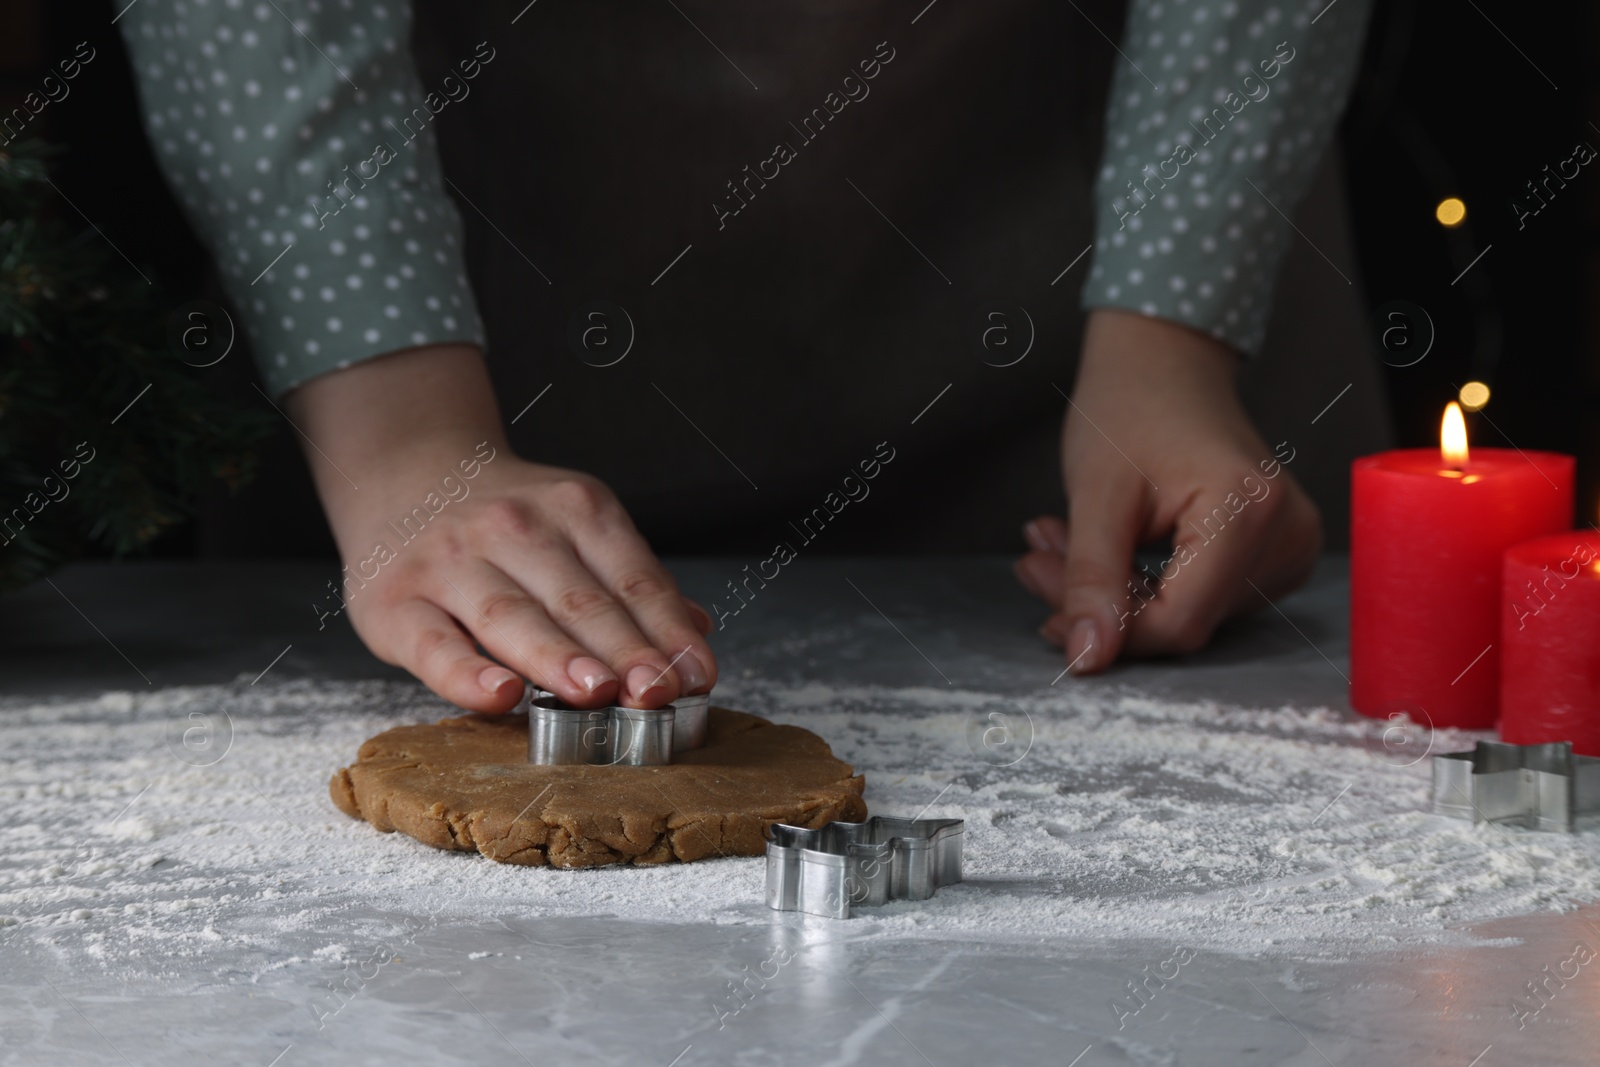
[1431,740,1600,832]
[670,692,709,753]
[519,687,555,711]
[526,692,712,766]
[765,816,964,919]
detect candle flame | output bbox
[1440,401,1469,468]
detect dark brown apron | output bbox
[414,0,1125,554]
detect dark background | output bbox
[4,0,1597,559]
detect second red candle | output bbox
[1350,405,1573,729]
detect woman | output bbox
[120,0,1372,710]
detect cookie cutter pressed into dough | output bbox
[525,691,711,766]
[1431,740,1600,832]
[765,816,964,919]
[669,693,709,753]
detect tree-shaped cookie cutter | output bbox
[1431,740,1600,832]
[765,816,964,918]
[525,691,709,766]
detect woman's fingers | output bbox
[371,598,526,713]
[465,489,682,707]
[1245,481,1324,603]
[1015,548,1065,609]
[531,562,682,706]
[682,596,715,637]
[428,561,620,708]
[1024,516,1069,554]
[490,554,682,709]
[338,462,715,710]
[1118,490,1270,657]
[1058,473,1146,675]
[568,518,718,696]
[1024,478,1324,662]
[1015,516,1070,609]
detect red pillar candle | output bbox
[1501,531,1600,754]
[1351,403,1574,728]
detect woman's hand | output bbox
[1015,309,1322,674]
[287,344,715,713]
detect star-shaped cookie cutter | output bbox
[765,816,964,918]
[1431,740,1600,832]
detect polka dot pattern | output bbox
[118,0,484,397]
[1081,0,1372,355]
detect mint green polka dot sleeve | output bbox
[1081,0,1373,355]
[118,0,485,398]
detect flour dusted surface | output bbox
[4,676,1598,982]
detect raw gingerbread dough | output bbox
[330,706,867,868]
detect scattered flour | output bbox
[3,676,1599,983]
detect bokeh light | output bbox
[1458,381,1491,411]
[1436,198,1467,226]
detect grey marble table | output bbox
[2,556,1597,1066]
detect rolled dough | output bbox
[329,706,867,868]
